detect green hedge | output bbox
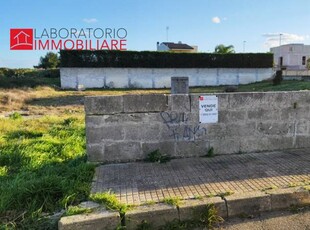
[60,50,273,68]
[0,68,60,88]
[0,68,60,78]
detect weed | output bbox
[237,150,244,154]
[115,226,127,230]
[0,166,8,177]
[63,117,78,126]
[5,130,43,139]
[157,203,224,230]
[205,147,215,158]
[197,204,224,229]
[289,204,305,214]
[193,195,203,200]
[288,182,303,188]
[9,112,22,120]
[261,185,278,192]
[303,185,310,191]
[142,201,156,206]
[217,190,234,197]
[146,149,171,163]
[162,197,182,207]
[64,206,92,216]
[136,220,153,230]
[89,192,129,215]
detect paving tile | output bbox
[91,149,310,205]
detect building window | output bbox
[289,47,293,52]
[302,56,306,65]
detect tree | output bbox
[214,44,235,54]
[307,58,310,70]
[35,52,60,69]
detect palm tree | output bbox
[214,44,235,54]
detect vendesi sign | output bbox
[199,95,218,123]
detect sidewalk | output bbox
[91,148,310,205]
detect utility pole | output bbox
[279,33,283,46]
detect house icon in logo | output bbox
[10,28,33,50]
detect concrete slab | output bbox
[58,210,120,230]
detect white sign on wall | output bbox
[199,95,218,123]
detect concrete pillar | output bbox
[171,77,189,94]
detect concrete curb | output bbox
[59,187,310,230]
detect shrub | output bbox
[273,70,283,85]
[146,149,170,163]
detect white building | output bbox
[156,41,198,53]
[270,44,310,70]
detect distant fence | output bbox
[60,50,274,89]
[283,70,310,81]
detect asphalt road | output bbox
[215,207,310,230]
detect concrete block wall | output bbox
[85,91,310,163]
[61,67,273,89]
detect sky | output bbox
[0,0,310,68]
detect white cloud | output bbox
[212,17,221,24]
[263,33,307,48]
[83,18,98,23]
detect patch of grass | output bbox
[89,192,129,215]
[217,190,234,197]
[1,80,310,117]
[0,166,8,176]
[5,130,43,139]
[64,206,92,216]
[8,112,22,120]
[155,203,224,230]
[142,201,156,206]
[146,149,171,163]
[207,193,216,198]
[197,204,224,229]
[162,197,182,207]
[193,195,203,200]
[288,182,302,188]
[0,115,95,229]
[303,185,310,191]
